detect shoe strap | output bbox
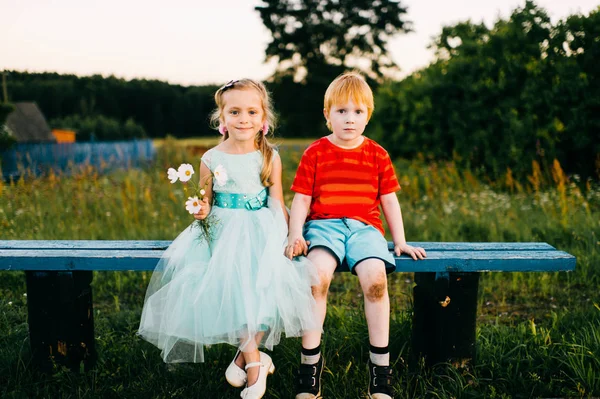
[244,361,263,370]
[298,364,318,376]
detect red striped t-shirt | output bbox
[291,137,400,235]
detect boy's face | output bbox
[324,100,369,148]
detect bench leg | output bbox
[25,270,97,372]
[411,272,479,367]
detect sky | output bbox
[1,0,598,86]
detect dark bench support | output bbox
[412,272,480,367]
[1,240,575,372]
[25,271,96,371]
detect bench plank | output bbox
[0,248,576,272]
[0,240,172,250]
[0,240,557,251]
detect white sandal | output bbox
[226,351,275,388]
[225,349,247,388]
[240,355,275,399]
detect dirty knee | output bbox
[365,281,388,302]
[312,281,330,299]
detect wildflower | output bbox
[185,196,202,215]
[213,165,228,186]
[167,168,179,183]
[166,163,220,243]
[177,164,195,183]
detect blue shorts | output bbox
[303,218,396,274]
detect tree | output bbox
[370,1,599,180]
[256,0,411,84]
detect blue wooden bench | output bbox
[0,240,575,371]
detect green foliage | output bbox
[0,102,14,123]
[0,125,15,153]
[370,1,600,180]
[49,114,147,141]
[0,103,16,152]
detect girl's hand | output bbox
[394,242,426,260]
[193,198,211,220]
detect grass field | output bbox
[0,139,598,398]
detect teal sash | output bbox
[213,188,268,210]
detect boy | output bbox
[286,72,426,399]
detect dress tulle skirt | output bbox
[138,198,319,363]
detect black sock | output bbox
[369,344,388,354]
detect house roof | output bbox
[5,102,56,143]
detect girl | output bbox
[138,79,317,399]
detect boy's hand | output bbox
[394,243,426,260]
[193,198,211,220]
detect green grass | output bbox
[0,139,598,398]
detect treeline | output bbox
[6,73,218,138]
[370,2,599,180]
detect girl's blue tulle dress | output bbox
[138,148,318,363]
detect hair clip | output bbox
[220,80,240,92]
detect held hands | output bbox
[193,198,211,220]
[394,242,427,260]
[285,236,310,259]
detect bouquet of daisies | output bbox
[167,163,226,242]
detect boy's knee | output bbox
[364,279,388,302]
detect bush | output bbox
[0,103,16,152]
[50,114,147,141]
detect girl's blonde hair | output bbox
[210,79,277,187]
[323,72,374,130]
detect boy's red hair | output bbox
[324,72,374,121]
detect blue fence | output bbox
[1,139,155,179]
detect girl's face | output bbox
[324,99,369,149]
[221,88,265,143]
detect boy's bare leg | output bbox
[355,259,394,398]
[354,258,390,347]
[302,247,337,349]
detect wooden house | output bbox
[4,102,56,143]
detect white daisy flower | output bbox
[213,165,228,186]
[177,163,195,183]
[200,189,206,196]
[167,167,179,183]
[185,196,202,214]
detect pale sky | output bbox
[2,0,598,86]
